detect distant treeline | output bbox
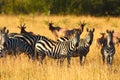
[0,0,120,16]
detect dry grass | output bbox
[0,15,120,80]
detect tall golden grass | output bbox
[0,15,120,80]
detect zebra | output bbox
[101,30,115,65]
[76,28,95,65]
[6,24,48,59]
[1,25,44,59]
[35,29,82,66]
[57,28,95,65]
[0,28,34,59]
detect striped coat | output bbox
[101,30,115,65]
[57,28,95,65]
[35,30,81,66]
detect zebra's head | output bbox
[72,29,82,47]
[106,30,114,47]
[85,28,95,45]
[0,28,9,55]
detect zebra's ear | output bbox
[111,30,114,33]
[92,28,95,32]
[3,27,6,33]
[6,30,9,34]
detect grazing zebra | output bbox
[57,28,95,65]
[101,30,115,65]
[0,28,34,59]
[35,29,82,66]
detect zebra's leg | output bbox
[102,55,105,64]
[54,59,59,65]
[13,49,17,58]
[59,58,65,66]
[28,53,35,60]
[67,55,71,67]
[39,53,46,64]
[55,58,62,66]
[79,55,83,65]
[34,48,37,60]
[109,56,113,65]
[31,50,36,60]
[82,56,86,65]
[107,55,110,64]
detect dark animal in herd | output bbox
[48,21,86,39]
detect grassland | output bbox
[0,15,120,80]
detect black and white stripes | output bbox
[0,27,34,59]
[101,30,115,65]
[0,24,117,66]
[4,37,34,59]
[75,28,95,65]
[35,29,82,65]
[57,28,95,65]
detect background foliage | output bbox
[0,0,120,16]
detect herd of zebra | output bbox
[0,21,119,66]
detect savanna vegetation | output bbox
[0,15,120,80]
[0,0,120,16]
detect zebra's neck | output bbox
[107,37,114,47]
